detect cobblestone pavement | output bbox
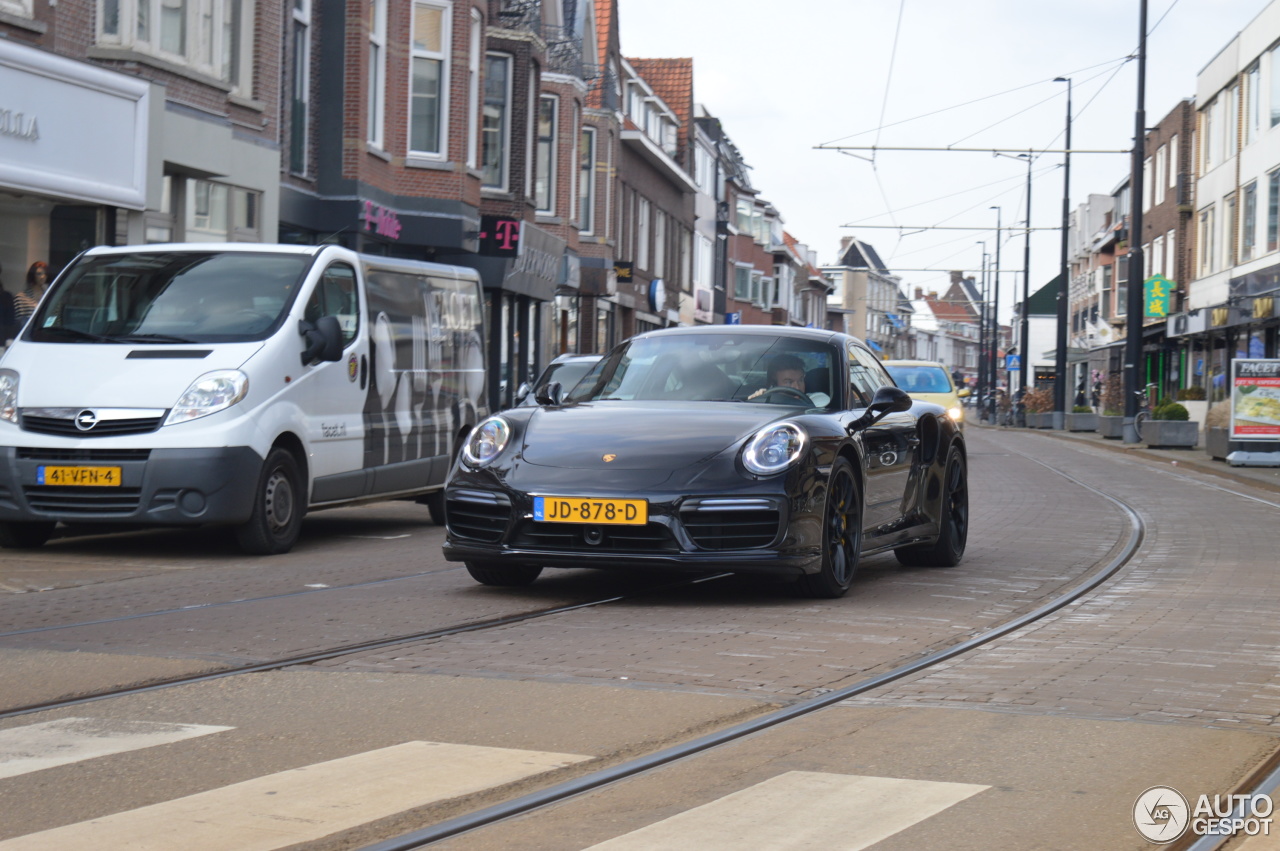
[842,428,1280,733]
[311,430,1136,703]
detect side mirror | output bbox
[535,381,564,407]
[958,387,971,398]
[848,385,913,432]
[299,315,344,365]
[514,382,532,405]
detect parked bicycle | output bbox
[1133,383,1158,429]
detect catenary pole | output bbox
[1124,0,1148,443]
[1054,76,1072,430]
[1021,152,1033,393]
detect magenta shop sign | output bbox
[361,201,402,240]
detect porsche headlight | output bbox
[462,416,512,467]
[165,370,249,426]
[742,422,807,476]
[0,369,17,424]
[948,405,964,422]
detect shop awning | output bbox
[868,340,884,352]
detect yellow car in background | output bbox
[882,360,969,428]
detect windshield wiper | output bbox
[41,327,127,344]
[118,333,201,344]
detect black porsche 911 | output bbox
[442,325,967,598]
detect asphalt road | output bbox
[1,427,1278,850]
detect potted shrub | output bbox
[1065,404,1098,432]
[1097,373,1125,439]
[1140,400,1199,448]
[1022,386,1053,428]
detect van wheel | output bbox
[235,448,304,555]
[0,521,56,549]
[465,561,543,587]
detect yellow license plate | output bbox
[37,465,123,487]
[534,496,648,525]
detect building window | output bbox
[1115,259,1128,317]
[1225,192,1237,267]
[535,94,558,213]
[1152,235,1165,277]
[1226,83,1239,160]
[1153,146,1166,206]
[1169,134,1178,194]
[367,0,387,149]
[1271,43,1280,127]
[695,234,712,290]
[98,0,250,88]
[1100,264,1112,320]
[466,10,481,169]
[734,265,750,300]
[481,53,512,190]
[408,1,450,158]
[636,199,650,271]
[0,0,32,16]
[1198,205,1216,276]
[1167,228,1177,283]
[1247,63,1261,145]
[1243,181,1257,262]
[579,126,596,234]
[1269,169,1280,253]
[289,0,310,175]
[652,210,666,278]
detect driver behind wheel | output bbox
[749,354,819,405]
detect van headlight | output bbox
[742,422,807,476]
[462,416,512,467]
[0,369,17,423]
[948,405,964,422]
[165,370,249,425]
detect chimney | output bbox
[914,287,924,300]
[839,236,854,255]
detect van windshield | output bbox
[26,251,313,344]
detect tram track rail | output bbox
[354,446,1150,850]
[0,572,732,721]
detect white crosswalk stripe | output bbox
[0,717,233,780]
[585,772,990,850]
[0,740,591,851]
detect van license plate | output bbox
[533,496,647,525]
[37,466,123,487]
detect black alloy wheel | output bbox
[798,456,862,599]
[895,449,968,568]
[465,561,544,587]
[235,447,305,555]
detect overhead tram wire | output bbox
[816,56,1134,149]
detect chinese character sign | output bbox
[1144,274,1172,318]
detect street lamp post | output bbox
[1020,152,1033,394]
[1123,0,1149,443]
[976,241,988,413]
[990,205,1003,418]
[1053,76,1072,431]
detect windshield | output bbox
[567,333,839,409]
[885,364,954,394]
[27,251,314,344]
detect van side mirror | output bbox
[299,316,343,366]
[535,381,564,407]
[848,385,912,432]
[958,387,971,398]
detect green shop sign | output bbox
[1143,274,1173,318]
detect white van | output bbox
[0,243,488,554]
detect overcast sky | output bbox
[616,0,1271,323]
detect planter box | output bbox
[1097,415,1125,439]
[1026,412,1051,429]
[1140,419,1200,448]
[1064,412,1097,432]
[1205,427,1278,461]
